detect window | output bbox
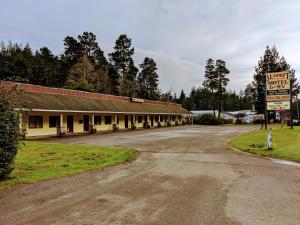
[155,116,159,122]
[29,116,43,128]
[94,116,101,125]
[49,116,60,128]
[116,115,119,124]
[138,116,142,123]
[172,116,176,121]
[105,116,112,124]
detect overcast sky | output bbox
[1,0,300,94]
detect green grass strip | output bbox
[0,141,138,190]
[229,125,300,162]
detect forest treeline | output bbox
[1,31,256,111]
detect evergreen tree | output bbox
[78,32,108,69]
[203,58,218,117]
[179,89,186,104]
[109,34,138,97]
[63,36,83,66]
[215,59,230,118]
[32,47,63,87]
[137,57,159,100]
[107,66,120,95]
[251,45,296,113]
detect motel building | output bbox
[1,81,191,139]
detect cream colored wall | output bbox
[25,112,60,137]
[118,115,125,129]
[24,112,184,137]
[72,113,84,133]
[94,114,112,131]
[135,115,144,128]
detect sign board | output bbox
[266,72,290,91]
[266,95,290,101]
[267,101,290,110]
[266,71,291,110]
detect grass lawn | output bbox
[229,125,300,162]
[0,141,138,190]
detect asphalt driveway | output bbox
[1,125,300,225]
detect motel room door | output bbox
[67,115,73,132]
[125,115,129,128]
[83,115,89,132]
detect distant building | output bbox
[191,110,234,119]
[1,81,191,138]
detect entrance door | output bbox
[67,115,73,132]
[83,115,89,132]
[151,116,154,126]
[125,115,129,128]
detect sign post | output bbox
[267,128,272,150]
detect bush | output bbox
[193,113,224,125]
[0,97,22,179]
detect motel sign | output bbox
[266,71,291,110]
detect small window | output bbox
[155,116,159,122]
[105,116,112,124]
[49,116,60,128]
[138,116,142,123]
[160,116,164,122]
[29,116,43,128]
[94,116,101,125]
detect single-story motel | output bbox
[1,81,191,138]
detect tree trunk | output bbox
[211,88,216,119]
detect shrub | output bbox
[193,113,224,125]
[0,100,22,179]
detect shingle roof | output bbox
[1,81,190,115]
[21,92,189,114]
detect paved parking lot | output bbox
[1,125,300,225]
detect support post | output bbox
[19,113,22,129]
[91,114,95,125]
[267,128,272,150]
[290,80,293,129]
[60,113,63,128]
[59,113,65,137]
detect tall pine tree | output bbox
[215,59,230,118]
[203,58,218,117]
[137,57,159,100]
[109,34,138,97]
[251,45,296,113]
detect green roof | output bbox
[20,92,190,115]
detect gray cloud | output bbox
[1,0,300,94]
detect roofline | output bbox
[1,80,182,107]
[15,108,192,115]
